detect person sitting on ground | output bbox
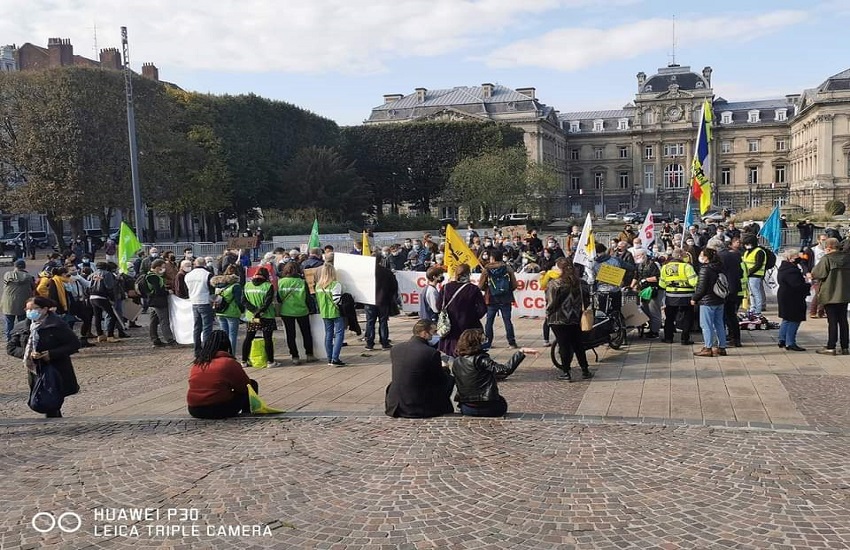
[452,328,535,417]
[187,330,258,419]
[385,320,455,418]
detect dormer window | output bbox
[569,121,580,133]
[721,111,732,124]
[695,81,704,88]
[644,85,653,92]
[593,119,604,132]
[748,110,760,123]
[617,118,629,130]
[775,108,787,121]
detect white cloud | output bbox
[0,0,631,74]
[484,10,809,71]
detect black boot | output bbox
[557,368,572,382]
[581,367,594,380]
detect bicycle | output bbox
[549,290,627,369]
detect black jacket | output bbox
[777,260,810,323]
[452,351,525,404]
[385,336,454,418]
[375,264,399,316]
[718,249,744,299]
[7,314,80,397]
[692,261,725,306]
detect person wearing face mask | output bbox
[631,249,661,338]
[437,263,488,358]
[406,239,430,272]
[452,328,535,417]
[63,263,93,346]
[741,235,767,316]
[143,259,177,348]
[387,244,407,272]
[174,259,193,299]
[385,320,455,418]
[690,248,728,357]
[419,266,444,322]
[7,296,80,418]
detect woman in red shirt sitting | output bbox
[187,330,258,419]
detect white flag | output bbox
[573,213,596,271]
[638,208,655,248]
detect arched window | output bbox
[664,164,685,188]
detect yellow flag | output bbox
[247,384,285,414]
[443,224,480,276]
[362,231,371,256]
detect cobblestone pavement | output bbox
[2,417,850,549]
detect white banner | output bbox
[334,252,376,305]
[168,295,195,345]
[394,271,546,317]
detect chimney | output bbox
[415,87,426,102]
[99,48,122,70]
[482,83,494,98]
[47,38,73,67]
[383,93,404,104]
[516,87,535,99]
[141,62,159,81]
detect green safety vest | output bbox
[243,281,275,319]
[738,261,749,297]
[216,283,242,318]
[316,281,341,319]
[278,277,308,317]
[659,261,698,295]
[742,248,766,278]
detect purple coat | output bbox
[437,281,487,357]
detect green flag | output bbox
[117,221,142,274]
[307,219,320,249]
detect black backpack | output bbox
[762,248,776,271]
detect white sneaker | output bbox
[266,361,282,368]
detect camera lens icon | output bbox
[31,512,82,533]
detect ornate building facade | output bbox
[367,64,850,218]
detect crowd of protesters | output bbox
[3,217,848,420]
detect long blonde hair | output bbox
[316,263,337,289]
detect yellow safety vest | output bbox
[738,260,749,297]
[742,248,766,278]
[659,261,698,295]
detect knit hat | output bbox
[13,259,26,268]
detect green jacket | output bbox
[216,283,243,319]
[316,281,342,319]
[242,280,276,320]
[278,277,309,317]
[812,250,850,305]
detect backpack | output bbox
[487,266,512,298]
[763,248,777,271]
[713,272,729,299]
[134,274,151,298]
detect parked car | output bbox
[1,231,49,251]
[622,212,644,224]
[651,211,676,224]
[701,210,726,223]
[498,213,531,226]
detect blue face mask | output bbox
[428,334,440,347]
[26,309,42,321]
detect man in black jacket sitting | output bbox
[385,320,454,418]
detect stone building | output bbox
[366,84,567,217]
[1,38,159,80]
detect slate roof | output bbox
[818,68,850,92]
[641,65,709,94]
[714,98,790,111]
[558,109,635,121]
[371,85,537,111]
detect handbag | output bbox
[436,283,468,337]
[28,362,65,414]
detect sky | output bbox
[3,0,850,126]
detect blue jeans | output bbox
[778,320,800,347]
[218,316,240,355]
[192,304,215,356]
[323,317,345,362]
[364,305,389,348]
[699,304,727,348]
[748,277,764,315]
[484,303,516,347]
[4,314,24,341]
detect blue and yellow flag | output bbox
[691,99,713,215]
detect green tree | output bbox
[280,146,369,223]
[448,147,559,220]
[342,121,525,215]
